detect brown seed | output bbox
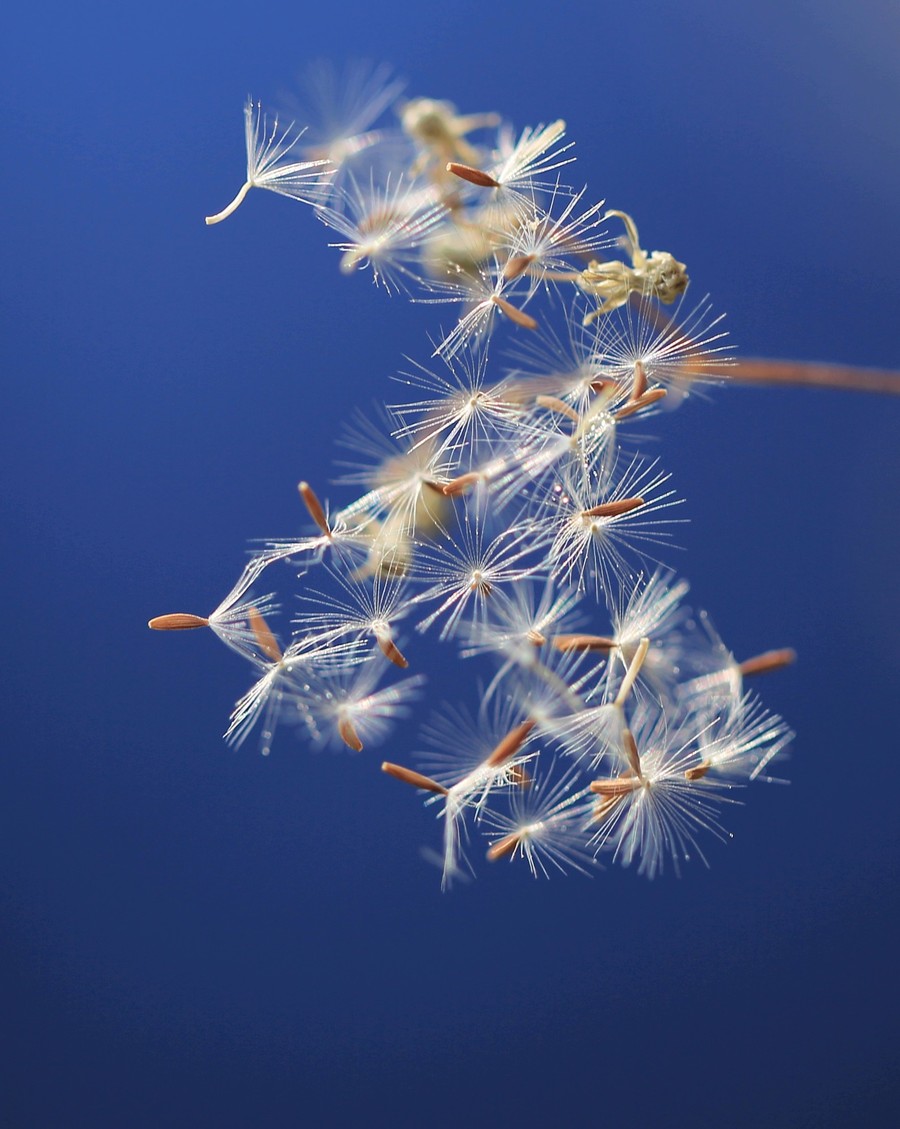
[503,253,536,281]
[590,777,641,797]
[147,613,210,630]
[491,295,538,330]
[581,496,645,518]
[381,762,448,795]
[614,388,667,420]
[298,480,331,537]
[536,394,580,422]
[591,795,625,821]
[442,471,482,497]
[446,161,500,188]
[377,634,409,669]
[685,761,712,781]
[486,833,521,862]
[248,607,282,662]
[738,648,797,677]
[485,719,535,768]
[552,633,616,652]
[338,716,363,753]
[631,359,648,401]
[622,728,642,778]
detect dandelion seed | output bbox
[588,705,738,878]
[291,60,406,172]
[316,172,448,294]
[389,344,524,460]
[482,761,596,878]
[205,99,334,225]
[540,458,682,598]
[225,634,362,756]
[293,565,413,668]
[149,556,278,663]
[306,663,424,752]
[414,699,540,887]
[411,508,548,639]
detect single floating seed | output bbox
[487,833,521,862]
[536,394,580,422]
[590,777,640,798]
[381,762,448,795]
[377,634,409,669]
[298,480,331,537]
[504,253,535,281]
[491,295,538,330]
[631,359,648,401]
[581,496,645,518]
[484,719,535,768]
[338,716,363,753]
[685,761,712,781]
[739,648,797,677]
[442,471,482,497]
[614,388,667,420]
[148,613,210,630]
[552,633,616,652]
[622,728,642,778]
[446,161,500,188]
[248,607,282,662]
[592,795,625,821]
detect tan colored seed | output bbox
[446,161,500,188]
[552,633,616,652]
[338,716,363,753]
[487,833,521,862]
[581,496,645,518]
[298,480,331,537]
[485,719,536,768]
[442,471,482,497]
[503,253,536,281]
[148,613,210,631]
[685,761,712,781]
[491,295,538,330]
[381,762,448,795]
[377,635,409,669]
[590,777,641,797]
[739,648,797,677]
[614,388,667,420]
[631,359,648,401]
[536,394,580,422]
[592,795,625,821]
[248,607,282,662]
[622,728,642,778]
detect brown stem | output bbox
[726,359,900,396]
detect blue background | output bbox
[3,1,899,1126]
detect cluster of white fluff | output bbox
[152,64,794,887]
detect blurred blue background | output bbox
[3,1,898,1126]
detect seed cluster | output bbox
[151,65,796,887]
